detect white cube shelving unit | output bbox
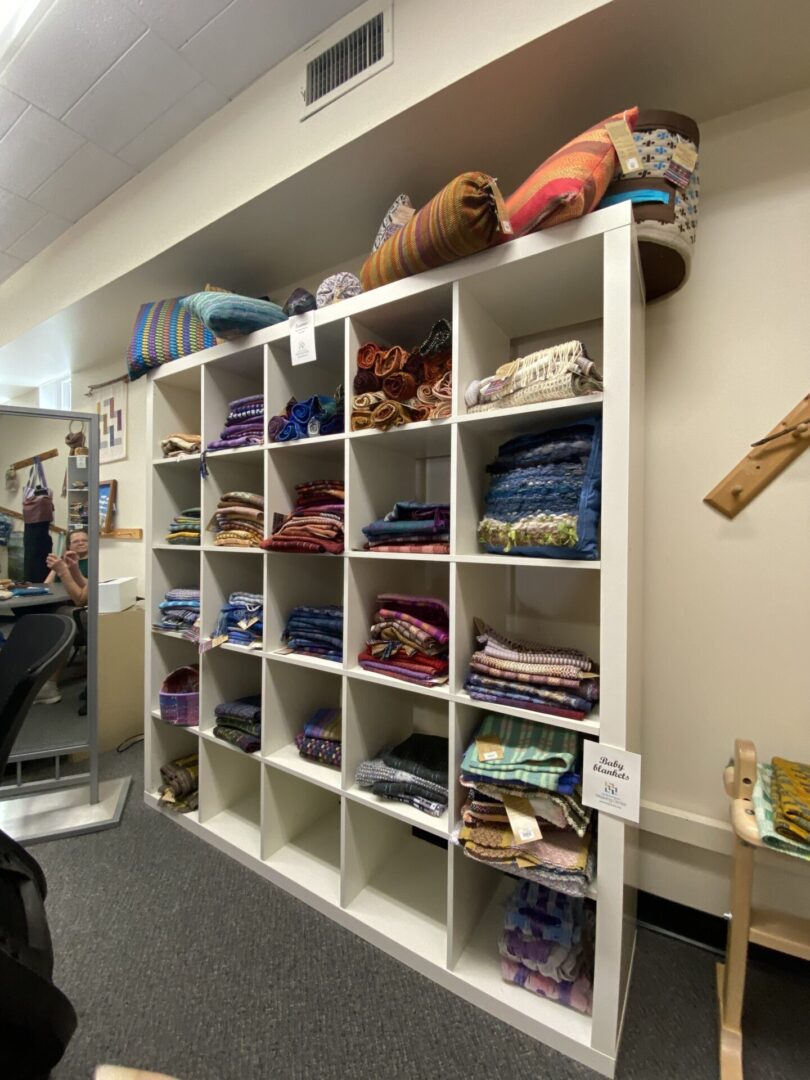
[145,203,644,1077]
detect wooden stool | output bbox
[716,739,810,1079]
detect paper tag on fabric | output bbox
[476,734,504,762]
[238,616,259,631]
[76,456,87,469]
[503,795,543,845]
[606,116,640,174]
[582,741,641,823]
[515,857,537,869]
[289,311,317,366]
[664,138,698,188]
[199,634,227,654]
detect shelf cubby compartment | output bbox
[265,438,344,555]
[262,767,341,904]
[344,677,450,837]
[201,344,265,455]
[152,364,202,461]
[452,560,600,733]
[345,556,450,697]
[266,327,344,441]
[201,547,265,654]
[199,645,262,749]
[201,452,264,552]
[146,710,199,798]
[152,456,202,545]
[150,631,199,712]
[342,798,448,964]
[151,546,200,604]
[346,422,450,556]
[263,659,342,791]
[198,737,261,858]
[346,282,453,371]
[264,550,344,665]
[447,845,593,1047]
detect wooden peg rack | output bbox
[705,393,810,518]
[10,448,59,470]
[101,528,143,540]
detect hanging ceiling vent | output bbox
[300,3,392,119]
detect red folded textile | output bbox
[357,342,379,370]
[382,371,417,402]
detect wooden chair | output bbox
[716,739,810,1079]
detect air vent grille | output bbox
[302,8,390,117]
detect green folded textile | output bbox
[461,714,579,785]
[753,764,810,861]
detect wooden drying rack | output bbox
[716,739,810,1079]
[10,448,60,470]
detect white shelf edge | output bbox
[220,642,264,658]
[204,444,267,458]
[453,554,600,570]
[152,454,201,466]
[347,550,450,562]
[345,665,451,701]
[344,784,449,838]
[454,393,603,428]
[152,543,201,551]
[266,431,346,451]
[198,727,262,760]
[202,545,264,555]
[264,648,345,674]
[263,743,342,793]
[453,690,601,736]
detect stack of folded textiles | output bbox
[210,491,264,547]
[464,340,603,414]
[361,501,450,554]
[454,713,595,896]
[355,733,449,817]
[153,588,200,641]
[478,418,602,559]
[281,605,343,663]
[351,318,452,431]
[160,433,201,458]
[158,754,199,813]
[295,707,342,768]
[213,695,261,753]
[267,386,344,442]
[358,593,449,686]
[753,756,810,859]
[500,880,594,1014]
[212,592,263,649]
[261,481,344,554]
[207,394,264,451]
[464,618,599,721]
[165,507,201,546]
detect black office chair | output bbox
[0,614,78,1079]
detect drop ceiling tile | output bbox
[63,30,202,153]
[0,251,23,285]
[0,106,84,197]
[0,188,46,249]
[29,142,135,222]
[0,0,147,119]
[0,87,27,139]
[119,0,232,49]
[117,80,227,169]
[7,212,71,260]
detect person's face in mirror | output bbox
[69,530,89,559]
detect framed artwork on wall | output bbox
[99,479,117,533]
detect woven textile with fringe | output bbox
[465,340,602,413]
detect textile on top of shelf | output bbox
[283,288,317,316]
[267,386,344,443]
[207,395,265,451]
[464,618,599,721]
[281,605,343,664]
[153,588,200,641]
[127,297,217,381]
[262,480,344,555]
[351,319,452,432]
[477,417,602,560]
[295,707,342,768]
[770,757,810,845]
[464,341,603,414]
[210,491,264,548]
[316,272,363,307]
[165,507,201,546]
[160,433,201,458]
[358,593,449,687]
[453,713,594,896]
[752,763,810,861]
[180,291,286,339]
[500,880,594,1015]
[214,694,262,754]
[158,753,199,813]
[355,732,449,817]
[361,501,450,554]
[212,592,263,649]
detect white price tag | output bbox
[582,741,641,823]
[289,311,317,366]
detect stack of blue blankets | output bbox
[281,605,343,663]
[153,588,200,641]
[212,591,263,649]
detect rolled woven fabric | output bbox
[277,420,299,442]
[357,342,379,370]
[408,403,432,422]
[360,173,511,290]
[432,370,453,399]
[283,287,317,316]
[431,402,452,419]
[404,352,424,381]
[417,381,440,406]
[419,318,453,356]
[351,413,373,431]
[267,415,286,442]
[353,392,386,411]
[374,345,408,378]
[316,272,363,307]
[383,371,417,402]
[422,351,452,383]
[353,369,381,393]
[371,401,401,429]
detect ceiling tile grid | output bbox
[0,0,363,285]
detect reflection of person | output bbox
[45,550,88,607]
[45,529,88,586]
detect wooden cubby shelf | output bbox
[145,204,643,1077]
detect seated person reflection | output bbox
[36,539,89,705]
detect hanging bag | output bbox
[22,457,54,525]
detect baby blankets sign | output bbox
[582,742,641,824]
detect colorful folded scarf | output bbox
[158,753,199,813]
[770,757,810,844]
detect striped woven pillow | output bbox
[360,172,511,291]
[127,297,217,381]
[505,108,639,237]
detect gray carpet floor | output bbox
[30,744,809,1080]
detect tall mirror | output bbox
[0,405,100,815]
